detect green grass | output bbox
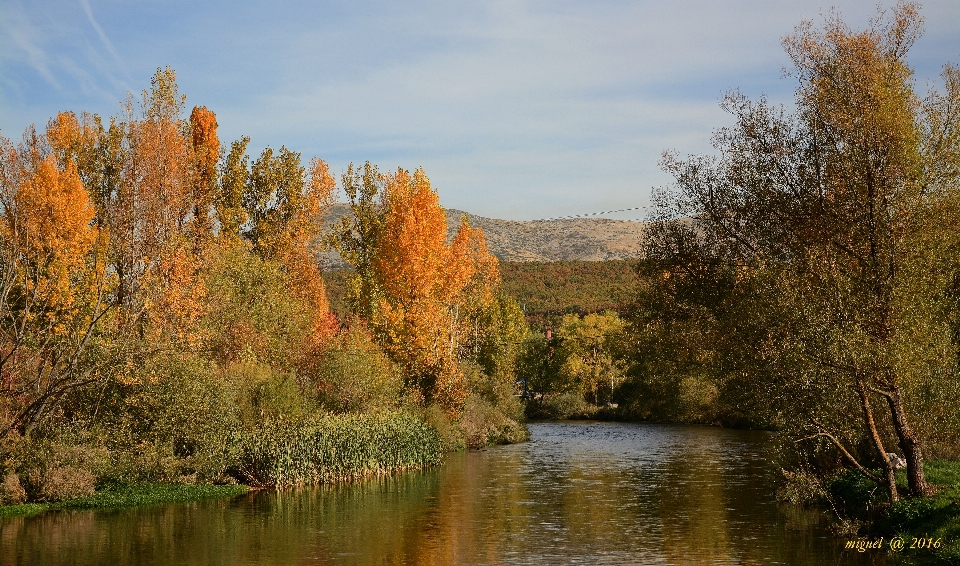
[830,460,960,565]
[236,410,444,486]
[0,483,249,519]
[882,460,960,564]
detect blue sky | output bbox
[1,1,958,220]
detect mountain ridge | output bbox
[319,203,646,269]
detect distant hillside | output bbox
[319,203,646,269]
[499,260,638,329]
[325,260,639,329]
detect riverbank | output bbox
[827,459,960,564]
[0,410,446,519]
[1,422,868,565]
[0,483,250,519]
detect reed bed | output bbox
[234,411,443,487]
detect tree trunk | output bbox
[857,382,898,502]
[884,386,931,497]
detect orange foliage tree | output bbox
[0,134,112,433]
[0,66,343,433]
[189,106,220,251]
[336,166,502,412]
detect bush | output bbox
[1,437,107,502]
[461,393,527,448]
[536,392,598,420]
[102,356,246,485]
[39,466,96,501]
[421,404,472,452]
[202,245,313,369]
[0,472,26,505]
[459,361,527,448]
[311,324,403,413]
[829,470,887,519]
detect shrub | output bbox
[311,324,403,413]
[104,355,245,485]
[540,392,598,420]
[461,393,527,448]
[39,466,95,501]
[0,472,26,505]
[202,245,313,369]
[1,437,107,502]
[422,404,466,452]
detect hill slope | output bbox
[319,204,646,269]
[499,260,638,329]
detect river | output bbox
[3,421,889,565]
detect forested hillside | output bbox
[498,260,637,329]
[326,260,639,330]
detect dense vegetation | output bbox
[328,259,636,330]
[622,2,960,553]
[498,260,637,329]
[496,6,960,556]
[2,3,958,557]
[0,69,525,511]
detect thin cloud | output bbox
[0,5,60,90]
[77,0,128,76]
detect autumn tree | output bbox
[216,136,251,244]
[211,140,338,355]
[188,106,220,251]
[332,165,512,413]
[0,134,112,433]
[647,3,960,500]
[372,168,472,409]
[331,162,385,320]
[555,312,626,406]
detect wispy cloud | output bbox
[77,0,127,77]
[1,0,958,219]
[0,3,60,90]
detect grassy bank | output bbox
[1,410,446,519]
[0,483,249,519]
[830,460,960,564]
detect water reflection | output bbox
[2,422,890,565]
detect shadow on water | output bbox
[1,422,893,565]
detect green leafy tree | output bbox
[647,2,960,500]
[555,312,626,406]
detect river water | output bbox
[3,422,891,565]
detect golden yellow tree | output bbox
[369,168,500,411]
[189,106,220,251]
[0,137,111,433]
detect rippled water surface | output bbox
[3,422,890,565]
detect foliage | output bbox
[311,322,403,414]
[518,312,628,418]
[0,483,249,519]
[0,126,113,435]
[498,260,638,329]
[0,65,530,511]
[635,2,960,502]
[537,392,599,421]
[201,245,312,369]
[331,164,521,418]
[554,312,626,406]
[459,361,528,448]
